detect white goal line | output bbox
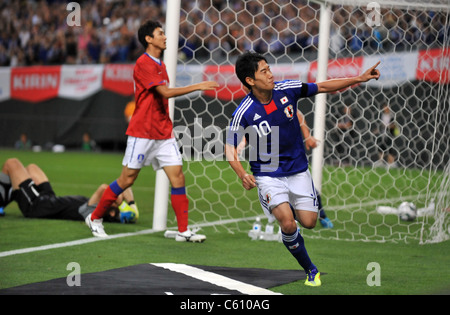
[0,192,440,258]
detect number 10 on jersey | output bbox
[252,120,271,137]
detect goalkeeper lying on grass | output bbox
[0,158,138,224]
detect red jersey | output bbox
[127,53,173,139]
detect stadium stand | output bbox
[0,0,447,66]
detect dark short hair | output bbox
[235,51,267,90]
[137,20,162,49]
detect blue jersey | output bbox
[227,80,318,177]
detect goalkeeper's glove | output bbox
[119,201,139,223]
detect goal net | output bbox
[160,0,449,243]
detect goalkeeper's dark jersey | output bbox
[15,179,88,220]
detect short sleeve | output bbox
[135,58,167,90]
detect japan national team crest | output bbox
[284,105,294,118]
[266,193,271,203]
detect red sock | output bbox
[91,185,120,220]
[171,187,189,232]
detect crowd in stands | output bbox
[0,0,448,67]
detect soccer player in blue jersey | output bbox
[225,52,380,286]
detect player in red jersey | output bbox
[86,20,218,240]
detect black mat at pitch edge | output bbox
[0,264,307,295]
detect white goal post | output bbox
[152,0,181,231]
[153,0,449,244]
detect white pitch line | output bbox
[0,218,255,258]
[0,228,157,258]
[0,192,441,258]
[152,263,282,295]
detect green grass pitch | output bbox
[0,149,449,295]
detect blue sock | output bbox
[109,180,124,196]
[282,229,316,272]
[171,187,186,195]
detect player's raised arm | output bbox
[316,61,381,94]
[155,81,219,99]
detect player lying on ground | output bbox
[0,158,138,224]
[226,51,380,286]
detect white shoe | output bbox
[85,213,108,238]
[175,229,206,243]
[164,230,178,239]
